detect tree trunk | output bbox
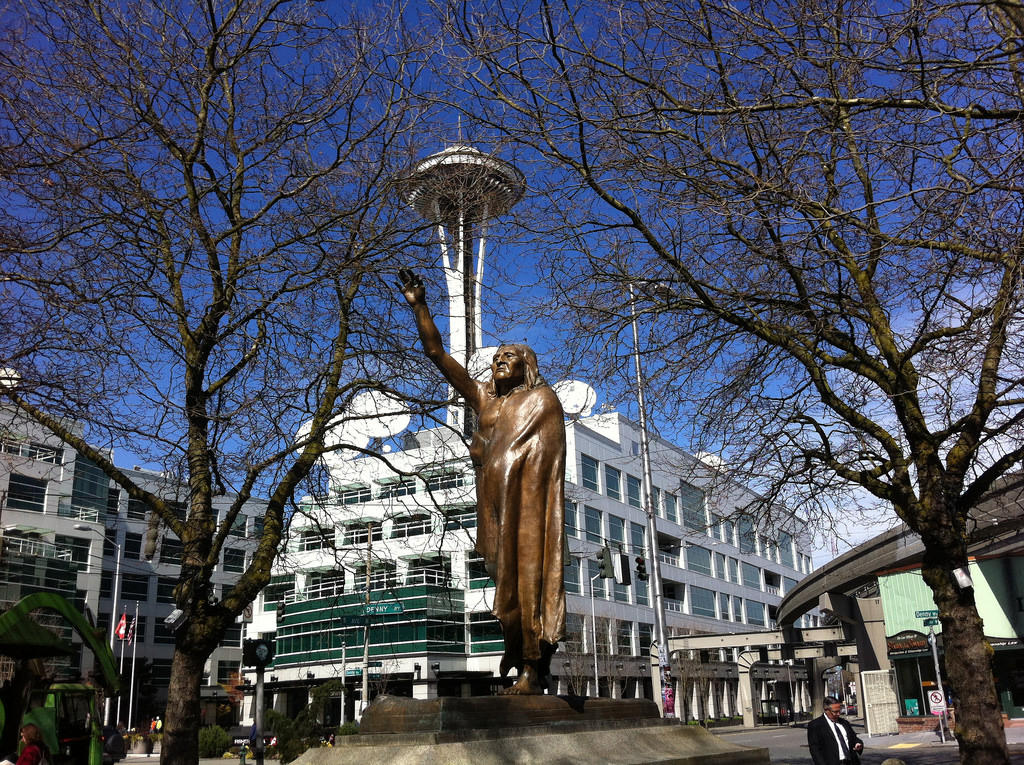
[920,542,1008,765]
[160,648,205,765]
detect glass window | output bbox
[565,558,580,595]
[738,517,757,555]
[106,490,121,518]
[652,487,661,516]
[729,557,740,583]
[70,455,109,516]
[126,497,148,520]
[605,465,621,501]
[634,576,649,606]
[608,515,625,544]
[565,501,578,538]
[153,621,176,645]
[220,623,242,647]
[227,515,247,538]
[377,477,416,498]
[722,519,734,546]
[587,559,606,599]
[638,622,653,650]
[426,472,464,492]
[630,522,646,555]
[783,577,799,594]
[719,593,731,621]
[223,548,245,573]
[778,531,795,568]
[151,659,172,684]
[297,527,333,551]
[160,537,183,566]
[343,523,382,545]
[584,506,602,543]
[444,507,475,531]
[711,514,724,542]
[217,660,238,684]
[626,475,642,509]
[101,571,113,599]
[714,551,727,580]
[124,532,142,559]
[341,484,372,504]
[0,437,60,463]
[742,562,761,589]
[663,493,678,524]
[156,577,176,604]
[263,574,294,604]
[53,535,90,571]
[6,474,46,512]
[687,545,712,576]
[690,586,717,618]
[581,454,599,492]
[680,482,706,531]
[616,620,633,655]
[734,596,744,622]
[121,574,150,601]
[746,600,766,626]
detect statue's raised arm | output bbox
[398,268,482,411]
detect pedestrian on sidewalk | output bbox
[808,695,864,765]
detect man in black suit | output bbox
[807,696,864,765]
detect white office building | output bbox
[243,407,816,725]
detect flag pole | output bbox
[128,602,139,732]
[115,609,127,725]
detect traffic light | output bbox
[596,546,615,578]
[243,637,275,668]
[635,556,648,581]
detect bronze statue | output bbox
[399,268,566,694]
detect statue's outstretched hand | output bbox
[398,268,426,307]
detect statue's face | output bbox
[492,346,526,387]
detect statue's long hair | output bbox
[485,344,547,397]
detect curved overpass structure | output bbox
[778,482,1024,627]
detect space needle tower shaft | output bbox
[398,145,525,435]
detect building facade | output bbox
[243,410,814,725]
[0,409,266,729]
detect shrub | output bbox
[199,725,232,758]
[336,722,359,737]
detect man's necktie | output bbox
[834,721,850,758]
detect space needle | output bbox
[397,144,525,435]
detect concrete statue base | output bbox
[291,695,770,765]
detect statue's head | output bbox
[487,344,545,395]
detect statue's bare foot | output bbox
[499,665,543,695]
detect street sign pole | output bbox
[927,627,947,743]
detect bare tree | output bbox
[442,1,1024,762]
[0,2,434,762]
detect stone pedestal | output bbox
[292,695,771,765]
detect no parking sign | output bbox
[928,689,946,714]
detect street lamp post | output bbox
[627,285,673,717]
[75,523,122,726]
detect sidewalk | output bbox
[122,719,1024,764]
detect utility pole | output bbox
[628,285,674,717]
[361,522,373,717]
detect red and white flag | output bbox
[126,616,136,644]
[115,613,127,640]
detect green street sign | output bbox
[923,617,940,626]
[915,610,939,618]
[339,615,366,626]
[363,602,404,615]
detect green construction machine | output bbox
[0,592,121,765]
